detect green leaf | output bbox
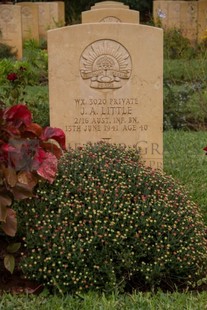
[4,254,15,274]
[6,242,21,254]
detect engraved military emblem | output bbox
[80,39,132,90]
[100,16,121,23]
[22,7,32,18]
[39,7,46,15]
[0,9,13,23]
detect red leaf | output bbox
[1,142,24,170]
[2,125,20,137]
[3,167,18,187]
[41,127,66,150]
[3,139,39,171]
[1,142,16,154]
[0,205,8,222]
[31,148,46,170]
[36,152,58,183]
[41,142,62,159]
[23,123,43,138]
[0,193,12,221]
[1,208,17,237]
[17,171,37,188]
[3,104,32,128]
[11,182,34,200]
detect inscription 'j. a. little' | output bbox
[66,96,145,133]
[80,106,132,116]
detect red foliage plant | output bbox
[0,102,66,237]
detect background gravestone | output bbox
[198,0,207,42]
[36,1,65,40]
[82,7,140,24]
[94,1,127,6]
[0,5,22,58]
[91,1,129,9]
[180,1,197,43]
[17,2,39,42]
[48,23,163,169]
[153,0,207,44]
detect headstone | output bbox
[153,1,198,43]
[91,1,129,9]
[36,1,65,40]
[198,0,207,42]
[82,8,140,24]
[0,5,22,58]
[48,23,163,169]
[153,1,168,27]
[94,1,127,6]
[17,2,39,42]
[180,1,197,44]
[168,1,181,28]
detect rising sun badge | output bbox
[80,39,132,90]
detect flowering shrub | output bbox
[1,64,35,105]
[0,49,49,127]
[18,143,207,294]
[0,45,48,106]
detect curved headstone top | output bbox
[91,1,129,10]
[82,8,140,23]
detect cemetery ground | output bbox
[0,36,207,308]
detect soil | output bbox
[0,270,43,295]
[0,236,43,295]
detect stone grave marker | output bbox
[36,1,65,40]
[198,0,207,42]
[180,1,197,44]
[0,5,22,58]
[91,1,129,9]
[48,23,163,169]
[153,1,198,43]
[82,7,140,24]
[17,2,39,42]
[94,1,127,6]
